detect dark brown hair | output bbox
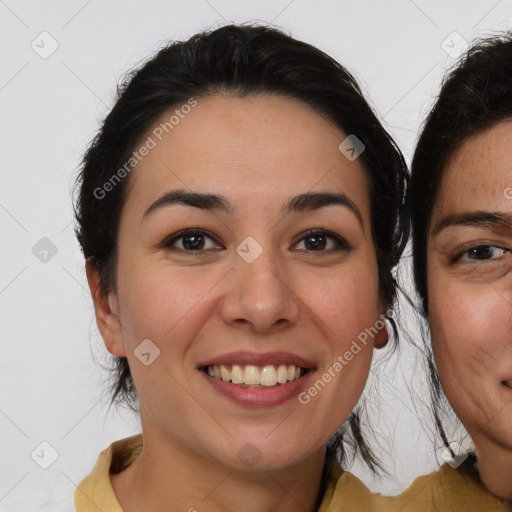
[411,33,512,458]
[74,23,409,472]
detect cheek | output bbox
[115,259,224,351]
[429,278,512,382]
[291,268,379,426]
[299,265,381,363]
[114,265,226,411]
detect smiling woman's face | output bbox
[92,94,386,471]
[427,120,512,497]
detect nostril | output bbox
[233,318,252,326]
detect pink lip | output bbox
[200,369,315,407]
[196,351,316,369]
[197,351,317,407]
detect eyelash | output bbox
[161,228,351,254]
[293,229,352,252]
[161,229,221,252]
[451,242,512,264]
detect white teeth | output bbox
[260,365,277,386]
[243,365,260,385]
[220,365,230,382]
[276,364,288,384]
[206,363,305,386]
[231,364,244,384]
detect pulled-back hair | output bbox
[74,23,409,472]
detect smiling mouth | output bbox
[502,380,512,388]
[202,364,309,387]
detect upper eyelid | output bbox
[452,243,510,261]
[163,228,348,249]
[292,230,349,248]
[434,224,506,240]
[163,229,221,247]
[437,235,508,252]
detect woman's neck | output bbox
[110,427,329,512]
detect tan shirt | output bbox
[75,435,508,511]
[322,463,509,511]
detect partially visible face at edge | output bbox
[91,93,388,473]
[427,120,512,498]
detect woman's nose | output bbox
[219,244,300,334]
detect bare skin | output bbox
[428,120,512,500]
[87,94,387,511]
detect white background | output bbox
[1,1,511,510]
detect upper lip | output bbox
[197,351,316,369]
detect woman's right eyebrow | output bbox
[432,211,512,236]
[143,189,233,217]
[142,189,363,227]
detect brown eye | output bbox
[163,229,223,252]
[181,233,205,250]
[457,245,508,262]
[293,230,351,252]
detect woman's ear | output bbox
[85,258,127,357]
[373,319,389,349]
[374,297,389,349]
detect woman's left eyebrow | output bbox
[432,211,512,236]
[283,192,363,228]
[143,189,363,227]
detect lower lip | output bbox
[200,370,314,407]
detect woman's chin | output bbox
[205,434,323,473]
[473,434,512,501]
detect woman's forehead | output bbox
[139,94,346,170]
[123,94,371,217]
[433,121,512,220]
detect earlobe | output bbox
[374,297,390,349]
[85,258,127,358]
[374,319,389,349]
